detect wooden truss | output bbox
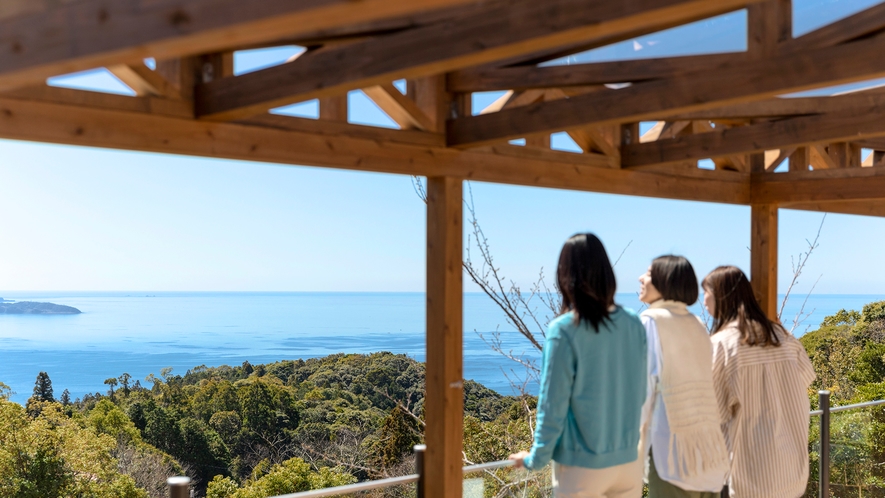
[3,2,885,496]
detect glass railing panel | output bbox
[462,462,552,498]
[347,481,416,497]
[807,402,885,497]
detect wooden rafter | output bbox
[193,0,756,120]
[0,96,748,204]
[752,168,885,203]
[107,63,180,98]
[447,34,885,148]
[779,1,885,53]
[447,53,745,92]
[661,92,885,120]
[621,107,885,167]
[363,84,434,130]
[0,0,480,92]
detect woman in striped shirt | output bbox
[702,266,816,498]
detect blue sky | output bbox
[2,0,885,295]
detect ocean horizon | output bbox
[2,291,882,404]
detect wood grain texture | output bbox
[751,168,885,203]
[751,204,779,320]
[194,0,755,120]
[446,53,746,92]
[661,93,885,120]
[363,84,434,130]
[0,97,749,204]
[424,176,463,498]
[447,35,885,147]
[784,200,885,218]
[621,107,885,167]
[0,0,479,91]
[779,1,885,53]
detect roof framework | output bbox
[2,1,884,496]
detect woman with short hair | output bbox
[638,255,729,498]
[510,233,647,498]
[702,266,815,498]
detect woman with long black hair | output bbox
[702,266,815,498]
[510,233,647,498]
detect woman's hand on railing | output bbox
[509,450,530,468]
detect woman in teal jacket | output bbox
[510,233,647,498]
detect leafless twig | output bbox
[778,214,826,324]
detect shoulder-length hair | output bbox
[556,233,616,332]
[650,255,699,305]
[702,265,783,347]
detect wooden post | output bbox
[425,176,464,498]
[525,134,551,148]
[789,146,809,171]
[827,142,862,168]
[319,95,348,122]
[748,0,792,58]
[751,203,779,320]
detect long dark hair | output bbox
[556,233,616,332]
[702,265,782,346]
[650,255,699,305]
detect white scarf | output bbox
[643,300,729,481]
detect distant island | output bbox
[0,301,81,314]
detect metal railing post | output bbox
[414,444,426,498]
[167,476,191,498]
[819,390,830,498]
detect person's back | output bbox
[703,265,815,498]
[711,325,814,498]
[537,308,647,468]
[510,233,648,498]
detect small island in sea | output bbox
[0,301,81,314]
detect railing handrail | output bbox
[170,398,885,498]
[463,459,515,474]
[809,398,885,416]
[267,473,420,498]
[257,458,515,498]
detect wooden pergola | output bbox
[3,1,885,496]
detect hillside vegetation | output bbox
[4,301,885,497]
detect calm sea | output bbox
[1,292,882,404]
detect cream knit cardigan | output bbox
[641,300,729,482]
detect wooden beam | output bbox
[363,83,435,130]
[424,175,463,498]
[765,148,792,171]
[788,146,809,171]
[747,0,791,58]
[826,142,862,168]
[780,1,885,53]
[241,114,444,147]
[319,95,348,122]
[194,0,756,120]
[0,0,480,92]
[107,63,179,97]
[785,200,885,218]
[751,168,885,203]
[0,97,749,204]
[2,84,192,118]
[446,53,745,92]
[751,204,778,320]
[662,92,885,120]
[409,75,447,133]
[447,35,885,148]
[621,107,885,167]
[809,144,838,170]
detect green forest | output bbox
[3,300,885,498]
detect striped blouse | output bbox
[711,322,816,498]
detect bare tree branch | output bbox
[779,214,826,322]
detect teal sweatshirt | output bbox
[523,307,647,470]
